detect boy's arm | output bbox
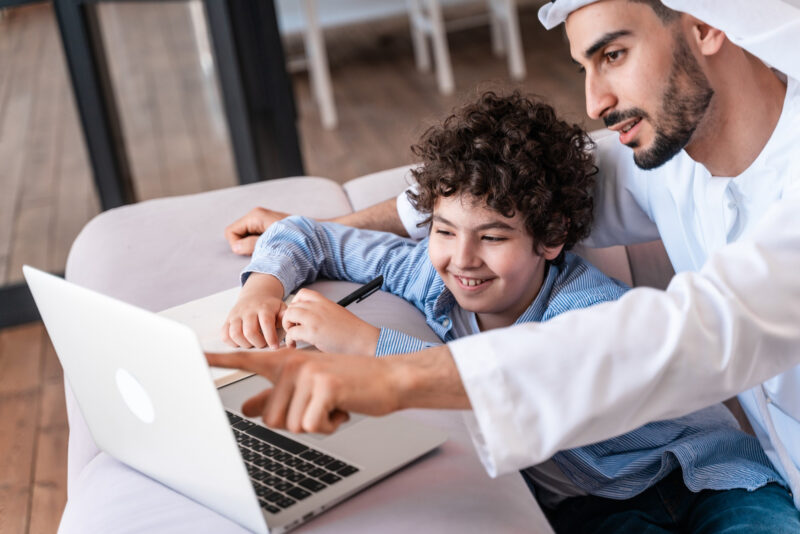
[245,216,426,301]
[226,197,408,256]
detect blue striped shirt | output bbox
[244,215,782,501]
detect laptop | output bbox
[24,266,447,533]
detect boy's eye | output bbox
[435,229,454,237]
[481,235,506,242]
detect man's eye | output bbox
[481,236,506,242]
[604,49,624,63]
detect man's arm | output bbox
[333,197,408,236]
[226,197,406,256]
[207,344,469,434]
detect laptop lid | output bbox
[24,266,447,533]
[24,265,267,532]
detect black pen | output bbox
[336,275,384,307]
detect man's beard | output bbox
[604,34,714,170]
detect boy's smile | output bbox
[428,195,563,331]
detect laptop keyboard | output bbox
[226,411,359,514]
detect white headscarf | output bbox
[538,0,800,80]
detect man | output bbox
[217,0,800,509]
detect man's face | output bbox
[427,195,559,330]
[565,0,713,169]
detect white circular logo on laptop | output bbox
[115,368,155,424]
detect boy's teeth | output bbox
[459,277,484,286]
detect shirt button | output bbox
[441,318,451,328]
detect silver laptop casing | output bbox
[24,266,446,533]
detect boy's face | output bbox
[428,195,562,331]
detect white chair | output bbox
[189,0,338,130]
[407,0,526,95]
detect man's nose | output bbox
[585,72,616,120]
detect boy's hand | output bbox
[222,274,287,349]
[282,289,380,355]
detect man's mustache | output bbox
[604,109,650,129]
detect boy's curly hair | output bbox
[407,91,596,254]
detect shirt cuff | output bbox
[396,186,429,241]
[241,255,297,299]
[375,328,434,356]
[448,329,544,477]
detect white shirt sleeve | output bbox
[450,183,800,476]
[396,185,430,241]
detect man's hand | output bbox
[207,349,403,434]
[206,344,470,435]
[282,289,380,355]
[222,274,286,349]
[225,207,289,255]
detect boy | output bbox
[222,92,795,532]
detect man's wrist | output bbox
[385,345,471,411]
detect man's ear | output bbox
[685,17,726,57]
[541,244,565,261]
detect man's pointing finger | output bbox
[206,349,291,379]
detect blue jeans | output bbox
[540,469,800,534]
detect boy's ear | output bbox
[541,244,565,261]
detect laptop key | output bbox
[244,425,308,455]
[273,480,293,492]
[286,487,312,500]
[298,478,327,492]
[283,470,305,483]
[276,497,296,509]
[337,465,359,477]
[319,472,342,485]
[299,450,322,461]
[233,419,256,431]
[261,502,281,514]
[312,454,335,467]
[295,462,315,473]
[284,456,303,467]
[309,468,327,479]
[326,460,346,472]
[263,461,281,472]
[274,452,292,463]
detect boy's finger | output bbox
[227,318,251,348]
[292,288,323,304]
[259,311,279,349]
[243,315,267,348]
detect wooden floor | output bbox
[0,3,591,532]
